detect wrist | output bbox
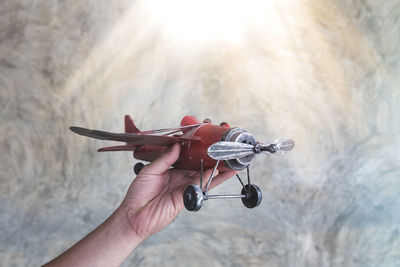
[118,200,153,241]
[112,205,144,249]
[44,203,144,266]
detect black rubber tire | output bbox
[241,184,262,208]
[134,163,145,175]
[183,185,203,211]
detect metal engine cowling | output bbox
[221,128,256,170]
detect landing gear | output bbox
[236,167,262,209]
[183,159,219,212]
[241,184,262,208]
[183,185,203,211]
[183,161,263,211]
[134,162,144,175]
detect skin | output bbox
[44,143,237,266]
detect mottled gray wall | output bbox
[1,0,399,266]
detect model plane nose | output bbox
[207,138,295,161]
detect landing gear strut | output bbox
[183,160,262,211]
[236,167,262,209]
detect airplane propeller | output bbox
[207,138,295,160]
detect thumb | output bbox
[141,143,181,175]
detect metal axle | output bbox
[205,194,247,200]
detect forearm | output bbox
[44,206,142,267]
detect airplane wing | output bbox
[70,126,200,146]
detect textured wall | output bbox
[1,0,399,266]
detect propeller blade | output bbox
[207,141,255,160]
[262,138,295,153]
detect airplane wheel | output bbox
[183,185,203,211]
[134,163,145,175]
[241,184,262,208]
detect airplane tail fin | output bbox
[98,115,140,152]
[125,115,140,133]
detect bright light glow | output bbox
[146,0,270,44]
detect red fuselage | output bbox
[134,123,232,172]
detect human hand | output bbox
[119,143,238,241]
[44,143,237,267]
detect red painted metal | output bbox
[125,115,140,133]
[71,115,234,172]
[134,121,232,171]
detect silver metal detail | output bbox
[203,160,220,195]
[219,128,256,170]
[236,174,246,190]
[207,142,254,160]
[261,138,295,153]
[207,133,295,170]
[206,194,247,199]
[247,166,251,185]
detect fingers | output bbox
[141,143,181,175]
[172,169,197,178]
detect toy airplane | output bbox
[70,115,294,211]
